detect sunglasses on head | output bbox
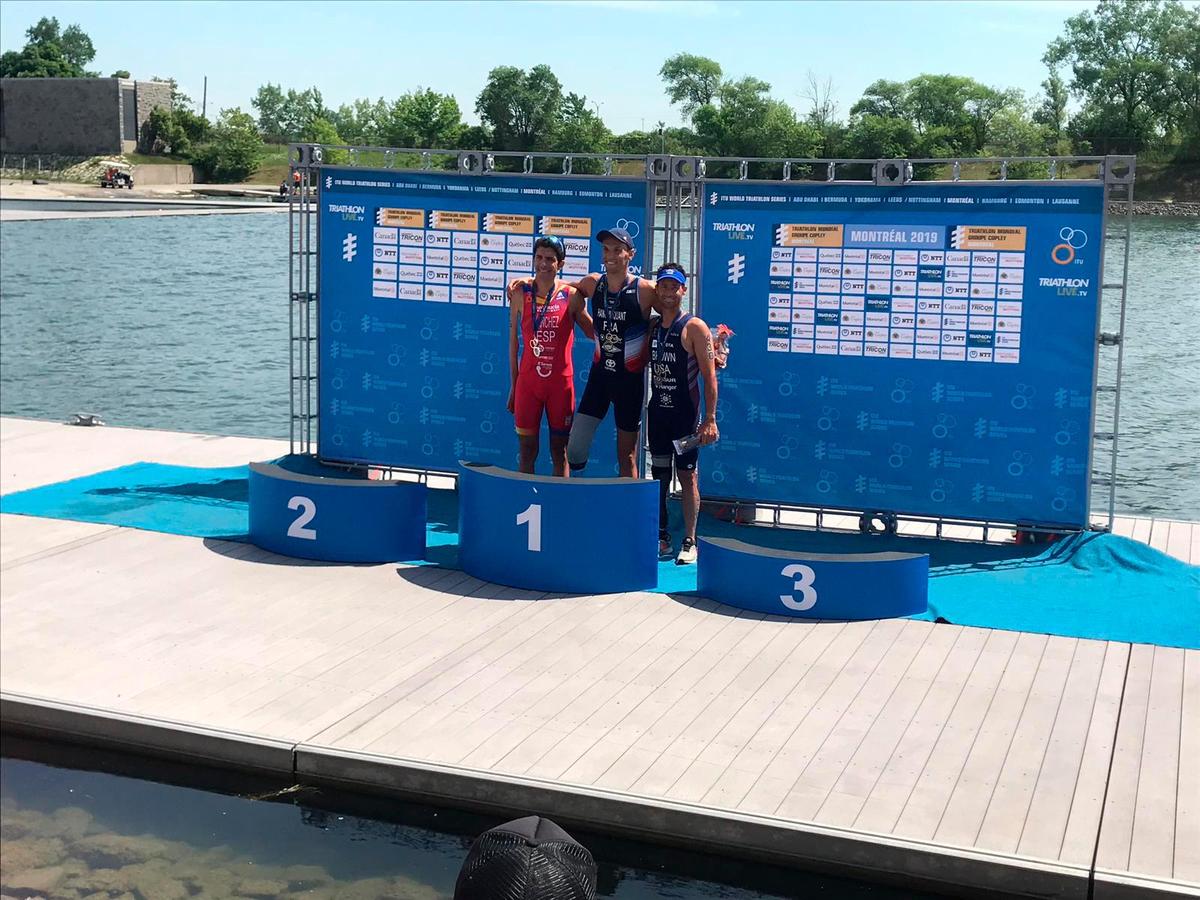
[535,235,565,252]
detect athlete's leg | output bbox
[518,433,540,474]
[616,429,639,478]
[567,370,609,471]
[513,375,546,474]
[612,372,646,479]
[651,456,673,531]
[678,466,700,542]
[549,434,569,477]
[546,378,575,478]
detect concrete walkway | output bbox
[1,418,1196,899]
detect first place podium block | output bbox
[458,463,658,594]
[249,459,426,563]
[698,537,928,620]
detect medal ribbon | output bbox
[531,282,555,336]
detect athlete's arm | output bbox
[685,318,720,445]
[571,273,599,298]
[637,278,660,318]
[568,287,594,339]
[506,280,526,414]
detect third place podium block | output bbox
[458,463,658,594]
[697,536,929,620]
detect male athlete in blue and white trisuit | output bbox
[647,263,719,564]
[566,227,659,477]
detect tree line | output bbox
[3,1,1197,184]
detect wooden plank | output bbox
[1166,520,1192,565]
[976,638,1102,856]
[1057,639,1127,867]
[1110,516,1137,539]
[1130,517,1153,546]
[850,626,991,836]
[1095,643,1154,874]
[1176,650,1200,882]
[1127,646,1184,879]
[811,622,961,828]
[1022,643,1113,868]
[933,631,1053,849]
[1148,518,1173,554]
[772,621,938,822]
[890,629,1021,842]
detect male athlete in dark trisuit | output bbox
[566,227,659,477]
[507,236,592,476]
[647,263,719,564]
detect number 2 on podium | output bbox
[516,503,542,552]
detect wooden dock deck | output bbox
[1,417,1196,899]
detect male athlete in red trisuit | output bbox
[507,236,593,476]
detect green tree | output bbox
[190,108,264,183]
[0,17,97,76]
[0,18,97,77]
[1034,68,1070,146]
[1046,0,1181,152]
[140,105,208,155]
[59,24,96,72]
[0,42,80,78]
[456,124,493,150]
[476,65,563,151]
[111,69,131,78]
[252,83,288,142]
[692,77,820,158]
[330,98,389,146]
[660,53,723,121]
[841,114,917,158]
[550,93,611,154]
[384,88,463,148]
[303,116,347,163]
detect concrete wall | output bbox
[0,78,173,156]
[131,163,196,185]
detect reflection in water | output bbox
[1,746,920,899]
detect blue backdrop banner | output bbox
[318,169,649,475]
[698,182,1104,526]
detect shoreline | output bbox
[5,182,1198,217]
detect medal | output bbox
[529,283,554,359]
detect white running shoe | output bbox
[676,537,697,565]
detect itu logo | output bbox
[974,418,988,438]
[709,191,718,206]
[342,233,358,262]
[1051,226,1087,265]
[727,253,746,284]
[325,175,333,189]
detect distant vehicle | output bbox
[100,165,134,189]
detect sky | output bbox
[0,0,1136,131]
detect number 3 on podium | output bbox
[780,563,817,611]
[517,503,542,552]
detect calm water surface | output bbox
[1,743,922,899]
[0,212,1196,517]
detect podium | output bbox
[248,458,426,563]
[697,537,928,620]
[458,463,658,593]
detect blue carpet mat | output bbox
[3,462,1197,648]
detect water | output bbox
[0,739,920,899]
[0,213,1196,517]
